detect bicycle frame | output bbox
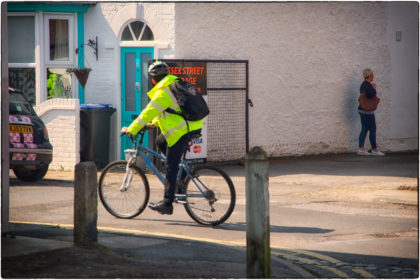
[126,131,210,199]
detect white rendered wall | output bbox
[175,2,418,157]
[387,2,419,151]
[35,98,80,170]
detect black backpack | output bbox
[166,80,209,121]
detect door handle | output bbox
[135,82,140,90]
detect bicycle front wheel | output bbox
[184,165,236,226]
[98,160,150,219]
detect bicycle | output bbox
[98,127,236,226]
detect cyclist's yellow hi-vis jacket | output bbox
[127,74,203,147]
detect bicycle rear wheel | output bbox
[98,160,150,219]
[183,165,236,226]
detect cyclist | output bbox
[121,61,203,215]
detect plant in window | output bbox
[47,70,65,98]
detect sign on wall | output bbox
[166,61,207,95]
[162,60,208,163]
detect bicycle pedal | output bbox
[175,198,187,204]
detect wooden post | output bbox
[1,3,9,234]
[246,146,271,278]
[74,161,98,247]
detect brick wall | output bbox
[83,2,176,160]
[35,99,80,171]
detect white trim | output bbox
[120,41,169,61]
[8,63,36,68]
[138,23,146,41]
[73,13,78,100]
[35,12,43,104]
[119,41,166,47]
[43,14,75,66]
[7,13,39,104]
[43,13,77,101]
[127,22,136,40]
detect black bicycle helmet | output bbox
[148,61,169,82]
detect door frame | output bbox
[120,46,154,159]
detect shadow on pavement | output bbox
[222,152,418,178]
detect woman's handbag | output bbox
[358,92,380,111]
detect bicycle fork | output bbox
[120,156,136,192]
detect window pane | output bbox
[131,21,144,40]
[49,19,69,61]
[121,26,133,41]
[141,25,154,41]
[125,53,136,111]
[8,68,36,105]
[8,16,35,63]
[47,68,72,98]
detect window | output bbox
[8,15,36,104]
[44,14,75,99]
[8,13,77,104]
[46,68,72,99]
[44,14,74,65]
[121,21,154,41]
[49,19,69,61]
[9,68,36,105]
[8,16,35,63]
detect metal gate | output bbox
[162,59,249,162]
[206,61,249,162]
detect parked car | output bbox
[9,88,53,181]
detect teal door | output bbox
[120,47,154,159]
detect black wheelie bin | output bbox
[80,104,116,169]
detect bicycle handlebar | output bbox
[121,126,155,148]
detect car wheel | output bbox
[13,165,49,182]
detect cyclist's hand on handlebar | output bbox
[146,123,156,129]
[120,127,129,135]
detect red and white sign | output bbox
[186,97,208,163]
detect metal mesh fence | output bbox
[158,59,248,162]
[207,62,247,89]
[207,90,247,161]
[206,62,248,162]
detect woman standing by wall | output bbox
[357,68,385,156]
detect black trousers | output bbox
[156,130,200,205]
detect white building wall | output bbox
[83,3,176,161]
[175,2,418,157]
[35,98,80,170]
[387,2,419,151]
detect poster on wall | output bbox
[162,60,208,163]
[166,61,207,95]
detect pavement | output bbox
[2,151,418,278]
[3,222,310,278]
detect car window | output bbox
[9,92,36,116]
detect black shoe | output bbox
[148,201,173,215]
